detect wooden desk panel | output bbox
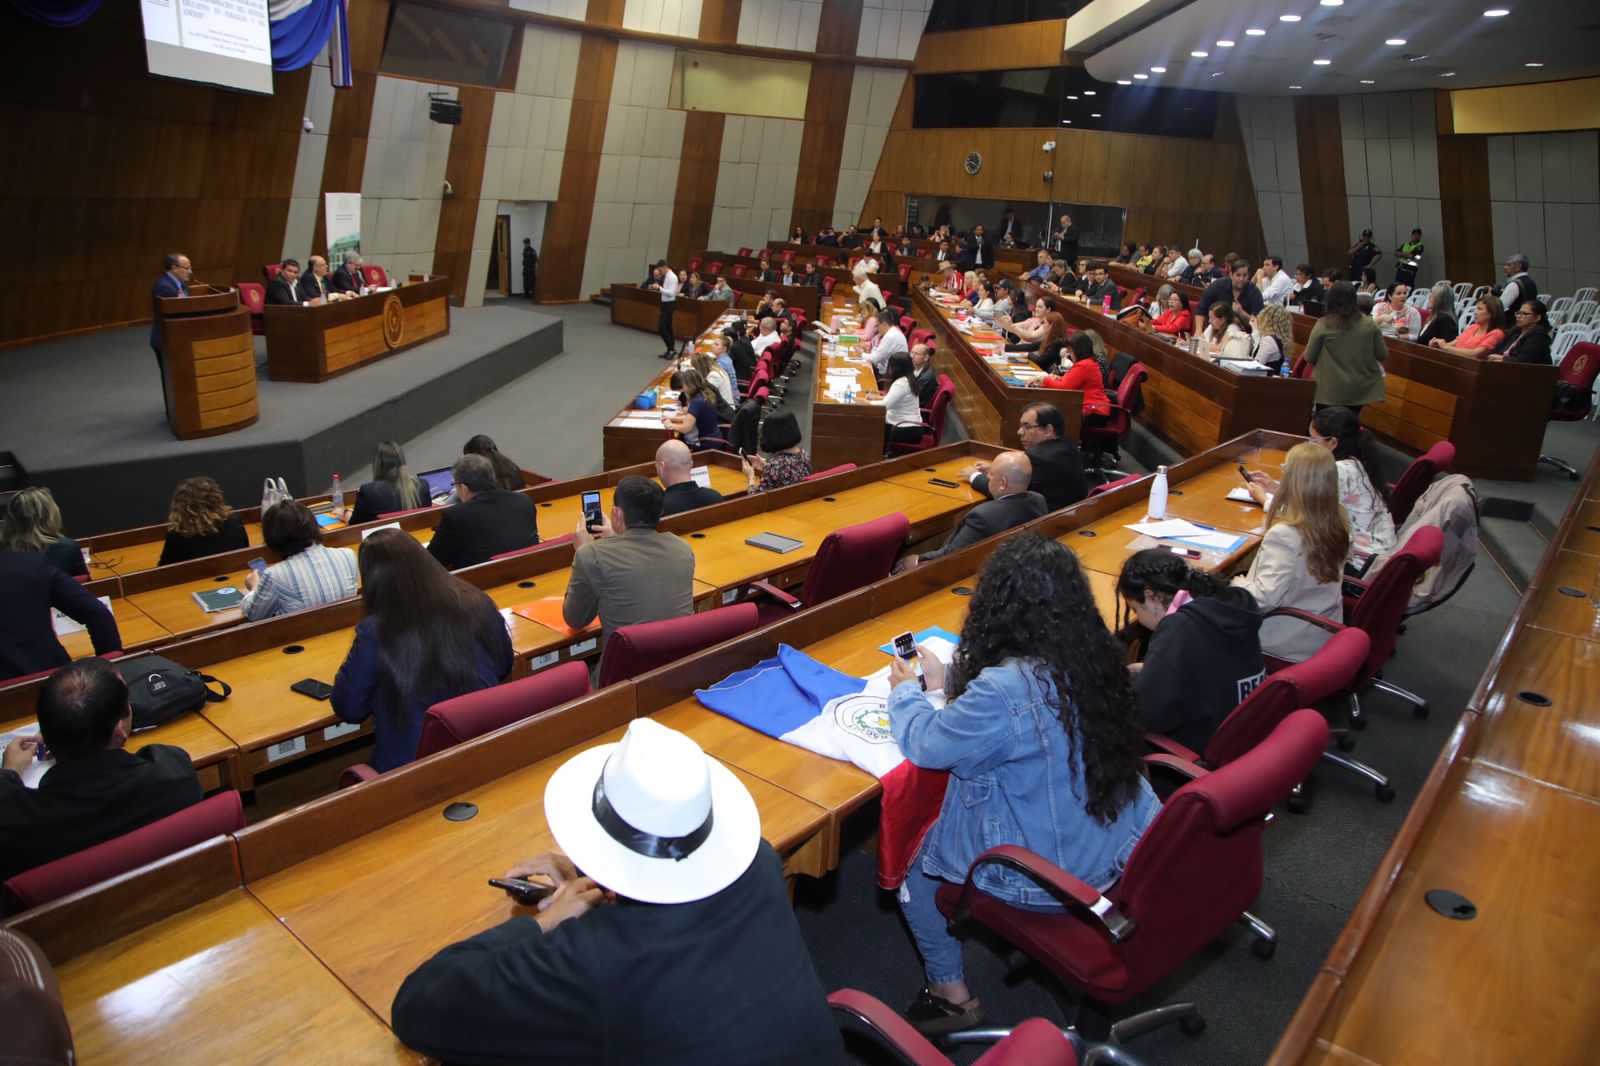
[264,277,451,383]
[1520,550,1600,639]
[1,709,237,793]
[1473,628,1600,799]
[609,283,727,340]
[602,308,744,469]
[55,890,414,1065]
[58,598,170,661]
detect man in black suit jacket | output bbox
[297,255,335,304]
[911,343,940,408]
[959,225,991,270]
[967,402,1087,513]
[900,451,1047,568]
[427,454,539,570]
[266,259,302,305]
[149,251,193,415]
[655,441,724,517]
[0,552,121,684]
[331,252,364,294]
[1195,258,1264,321]
[1,659,202,880]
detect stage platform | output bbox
[1,305,564,536]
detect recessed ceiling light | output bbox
[1321,0,1344,5]
[1360,79,1375,84]
[1217,40,1235,47]
[1313,58,1332,66]
[1289,84,1303,90]
[1524,61,1543,67]
[1062,120,1072,124]
[1083,90,1095,96]
[1406,53,1430,61]
[1150,66,1167,73]
[1117,79,1132,85]
[1280,14,1302,22]
[1440,71,1457,77]
[1133,73,1148,79]
[1246,28,1267,35]
[1484,8,1510,16]
[1211,71,1225,77]
[1091,113,1102,118]
[1385,38,1407,46]
[1067,95,1079,100]
[1191,50,1209,58]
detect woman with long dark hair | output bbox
[1041,331,1112,431]
[882,351,926,449]
[332,529,514,772]
[1303,281,1387,418]
[887,534,1158,1034]
[1117,549,1265,752]
[1490,298,1553,365]
[350,441,429,524]
[463,434,526,492]
[1151,289,1194,337]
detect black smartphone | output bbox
[490,876,554,906]
[581,490,603,531]
[290,678,334,701]
[892,631,926,690]
[928,477,960,488]
[1237,463,1251,484]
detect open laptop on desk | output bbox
[418,467,454,505]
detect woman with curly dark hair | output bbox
[886,533,1159,1035]
[158,476,248,566]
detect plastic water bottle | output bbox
[1102,294,1113,314]
[330,474,344,517]
[1279,359,1291,377]
[1147,465,1168,520]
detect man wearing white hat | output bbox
[391,718,843,1064]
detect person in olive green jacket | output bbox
[1303,281,1387,418]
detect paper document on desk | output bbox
[1125,518,1248,554]
[52,597,112,636]
[1226,486,1259,504]
[0,724,51,788]
[690,466,711,488]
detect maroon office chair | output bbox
[750,512,910,623]
[899,314,916,334]
[823,275,837,297]
[898,262,914,283]
[1290,355,1313,379]
[262,262,282,281]
[237,282,267,335]
[804,463,857,481]
[596,603,762,687]
[706,261,724,276]
[1386,442,1454,527]
[730,264,747,278]
[2,791,245,913]
[0,928,75,1063]
[685,257,702,273]
[934,710,1329,1050]
[737,246,753,257]
[1539,341,1600,478]
[829,989,1080,1066]
[361,265,389,288]
[338,662,592,787]
[1088,473,1143,496]
[1082,362,1148,478]
[909,328,934,348]
[888,377,955,455]
[781,249,796,264]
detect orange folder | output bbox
[511,597,584,636]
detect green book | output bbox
[192,585,245,613]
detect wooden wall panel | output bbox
[914,20,1067,73]
[1437,132,1496,288]
[311,0,391,266]
[0,3,311,346]
[432,85,497,304]
[1294,95,1351,272]
[667,111,727,265]
[789,0,865,236]
[698,0,743,44]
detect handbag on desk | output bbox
[114,655,231,732]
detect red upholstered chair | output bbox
[804,463,857,481]
[731,264,748,278]
[898,263,913,283]
[706,261,724,276]
[596,603,762,687]
[1539,341,1600,478]
[262,263,282,280]
[815,255,829,266]
[362,265,389,288]
[685,257,702,273]
[828,989,1080,1066]
[1082,362,1148,477]
[781,249,796,264]
[1290,355,1313,379]
[823,275,837,296]
[1088,473,1143,496]
[237,282,267,335]
[338,662,593,788]
[909,328,934,348]
[2,791,245,912]
[934,710,1329,1049]
[750,512,910,623]
[888,376,955,455]
[1386,442,1454,527]
[0,927,75,1059]
[899,315,916,334]
[737,246,753,257]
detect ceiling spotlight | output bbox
[1289,84,1303,89]
[1524,61,1543,67]
[1151,66,1167,73]
[1062,119,1072,124]
[1385,38,1407,45]
[1191,50,1209,57]
[1211,71,1225,77]
[1246,28,1267,35]
[1406,53,1431,61]
[1321,0,1344,5]
[1280,14,1302,22]
[1313,58,1332,65]
[1440,70,1457,77]
[1083,90,1096,95]
[1067,95,1079,100]
[1117,79,1132,85]
[1217,40,1235,47]
[1360,78,1375,84]
[1133,73,1148,79]
[1090,113,1102,118]
[1483,8,1509,16]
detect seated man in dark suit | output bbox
[266,258,302,305]
[655,441,723,517]
[0,551,121,684]
[426,454,539,570]
[1081,261,1121,311]
[896,451,1047,570]
[966,402,1087,513]
[297,255,336,304]
[331,252,364,294]
[911,343,940,408]
[0,658,203,880]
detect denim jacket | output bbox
[889,658,1159,908]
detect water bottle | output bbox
[330,474,344,518]
[1147,465,1168,520]
[1102,294,1112,314]
[1279,359,1291,377]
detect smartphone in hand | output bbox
[581,491,604,532]
[892,631,925,690]
[490,876,554,906]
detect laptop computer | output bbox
[417,466,454,504]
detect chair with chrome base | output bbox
[931,710,1329,1053]
[828,989,1090,1066]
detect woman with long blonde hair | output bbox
[2,487,85,578]
[1233,442,1348,661]
[1252,303,1295,373]
[159,476,248,565]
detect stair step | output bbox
[1478,513,1549,593]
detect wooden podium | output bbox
[155,285,260,440]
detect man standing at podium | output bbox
[150,252,191,418]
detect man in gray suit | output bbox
[895,451,1046,571]
[563,476,695,647]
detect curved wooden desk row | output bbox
[608,282,729,341]
[700,247,905,302]
[1106,263,1558,479]
[2,442,1007,786]
[264,276,452,383]
[3,431,1292,1066]
[1267,448,1600,1066]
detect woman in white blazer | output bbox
[1234,442,1349,661]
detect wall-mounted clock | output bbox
[963,151,982,176]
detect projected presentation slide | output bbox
[141,0,274,95]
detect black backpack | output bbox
[113,654,230,732]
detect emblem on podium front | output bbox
[382,294,405,348]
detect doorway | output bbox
[488,215,510,295]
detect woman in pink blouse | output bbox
[1430,294,1505,356]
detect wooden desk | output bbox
[1267,446,1600,1065]
[0,707,238,793]
[608,282,727,341]
[264,276,450,383]
[809,304,886,471]
[601,308,745,469]
[57,595,171,661]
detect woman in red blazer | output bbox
[1151,290,1194,337]
[1042,332,1112,432]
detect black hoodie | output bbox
[1135,590,1266,755]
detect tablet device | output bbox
[745,532,805,554]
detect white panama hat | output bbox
[543,718,761,905]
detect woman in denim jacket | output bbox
[887,534,1160,1034]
